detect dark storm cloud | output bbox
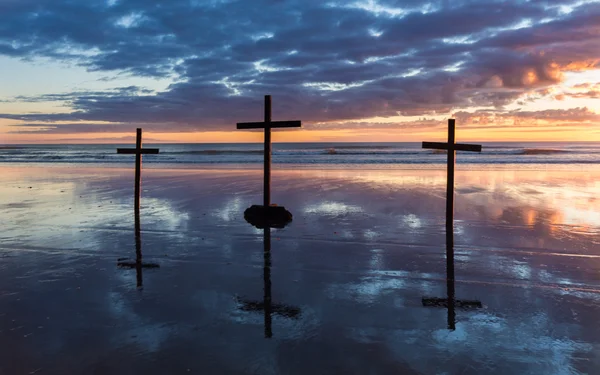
[1,0,599,133]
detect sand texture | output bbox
[1,166,599,374]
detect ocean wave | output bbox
[322,148,425,155]
[163,150,263,155]
[320,145,396,150]
[520,148,569,155]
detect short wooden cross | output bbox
[421,241,482,330]
[237,95,301,208]
[116,128,159,211]
[237,227,301,338]
[422,119,482,243]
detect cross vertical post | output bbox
[446,119,456,247]
[264,95,272,208]
[236,95,301,211]
[134,128,142,212]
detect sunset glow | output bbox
[0,0,599,143]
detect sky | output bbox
[0,0,599,143]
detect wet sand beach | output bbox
[1,165,599,374]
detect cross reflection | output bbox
[422,231,482,330]
[237,225,301,338]
[117,200,159,289]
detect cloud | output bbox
[453,107,600,128]
[1,0,599,134]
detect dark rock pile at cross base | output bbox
[244,204,293,229]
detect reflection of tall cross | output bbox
[422,119,482,243]
[422,240,481,330]
[236,95,301,208]
[237,227,301,338]
[117,128,159,211]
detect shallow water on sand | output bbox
[0,166,599,374]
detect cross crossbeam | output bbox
[236,95,301,208]
[421,142,482,152]
[116,128,159,211]
[116,148,159,154]
[237,121,301,130]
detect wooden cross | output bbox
[422,119,482,244]
[237,227,301,338]
[116,128,159,211]
[237,95,301,207]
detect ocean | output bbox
[1,142,599,168]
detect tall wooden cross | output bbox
[237,227,301,338]
[236,95,301,207]
[422,119,482,244]
[116,128,159,211]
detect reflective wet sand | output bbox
[1,166,599,374]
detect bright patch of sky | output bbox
[442,35,478,45]
[253,60,285,73]
[401,68,422,78]
[501,18,534,31]
[214,77,256,96]
[0,56,174,113]
[303,80,372,91]
[364,50,416,64]
[443,61,464,72]
[504,71,600,113]
[329,0,407,17]
[251,32,274,41]
[115,12,146,28]
[368,28,383,37]
[556,0,600,14]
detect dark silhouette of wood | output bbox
[236,95,301,208]
[237,226,301,338]
[117,128,159,211]
[422,119,482,245]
